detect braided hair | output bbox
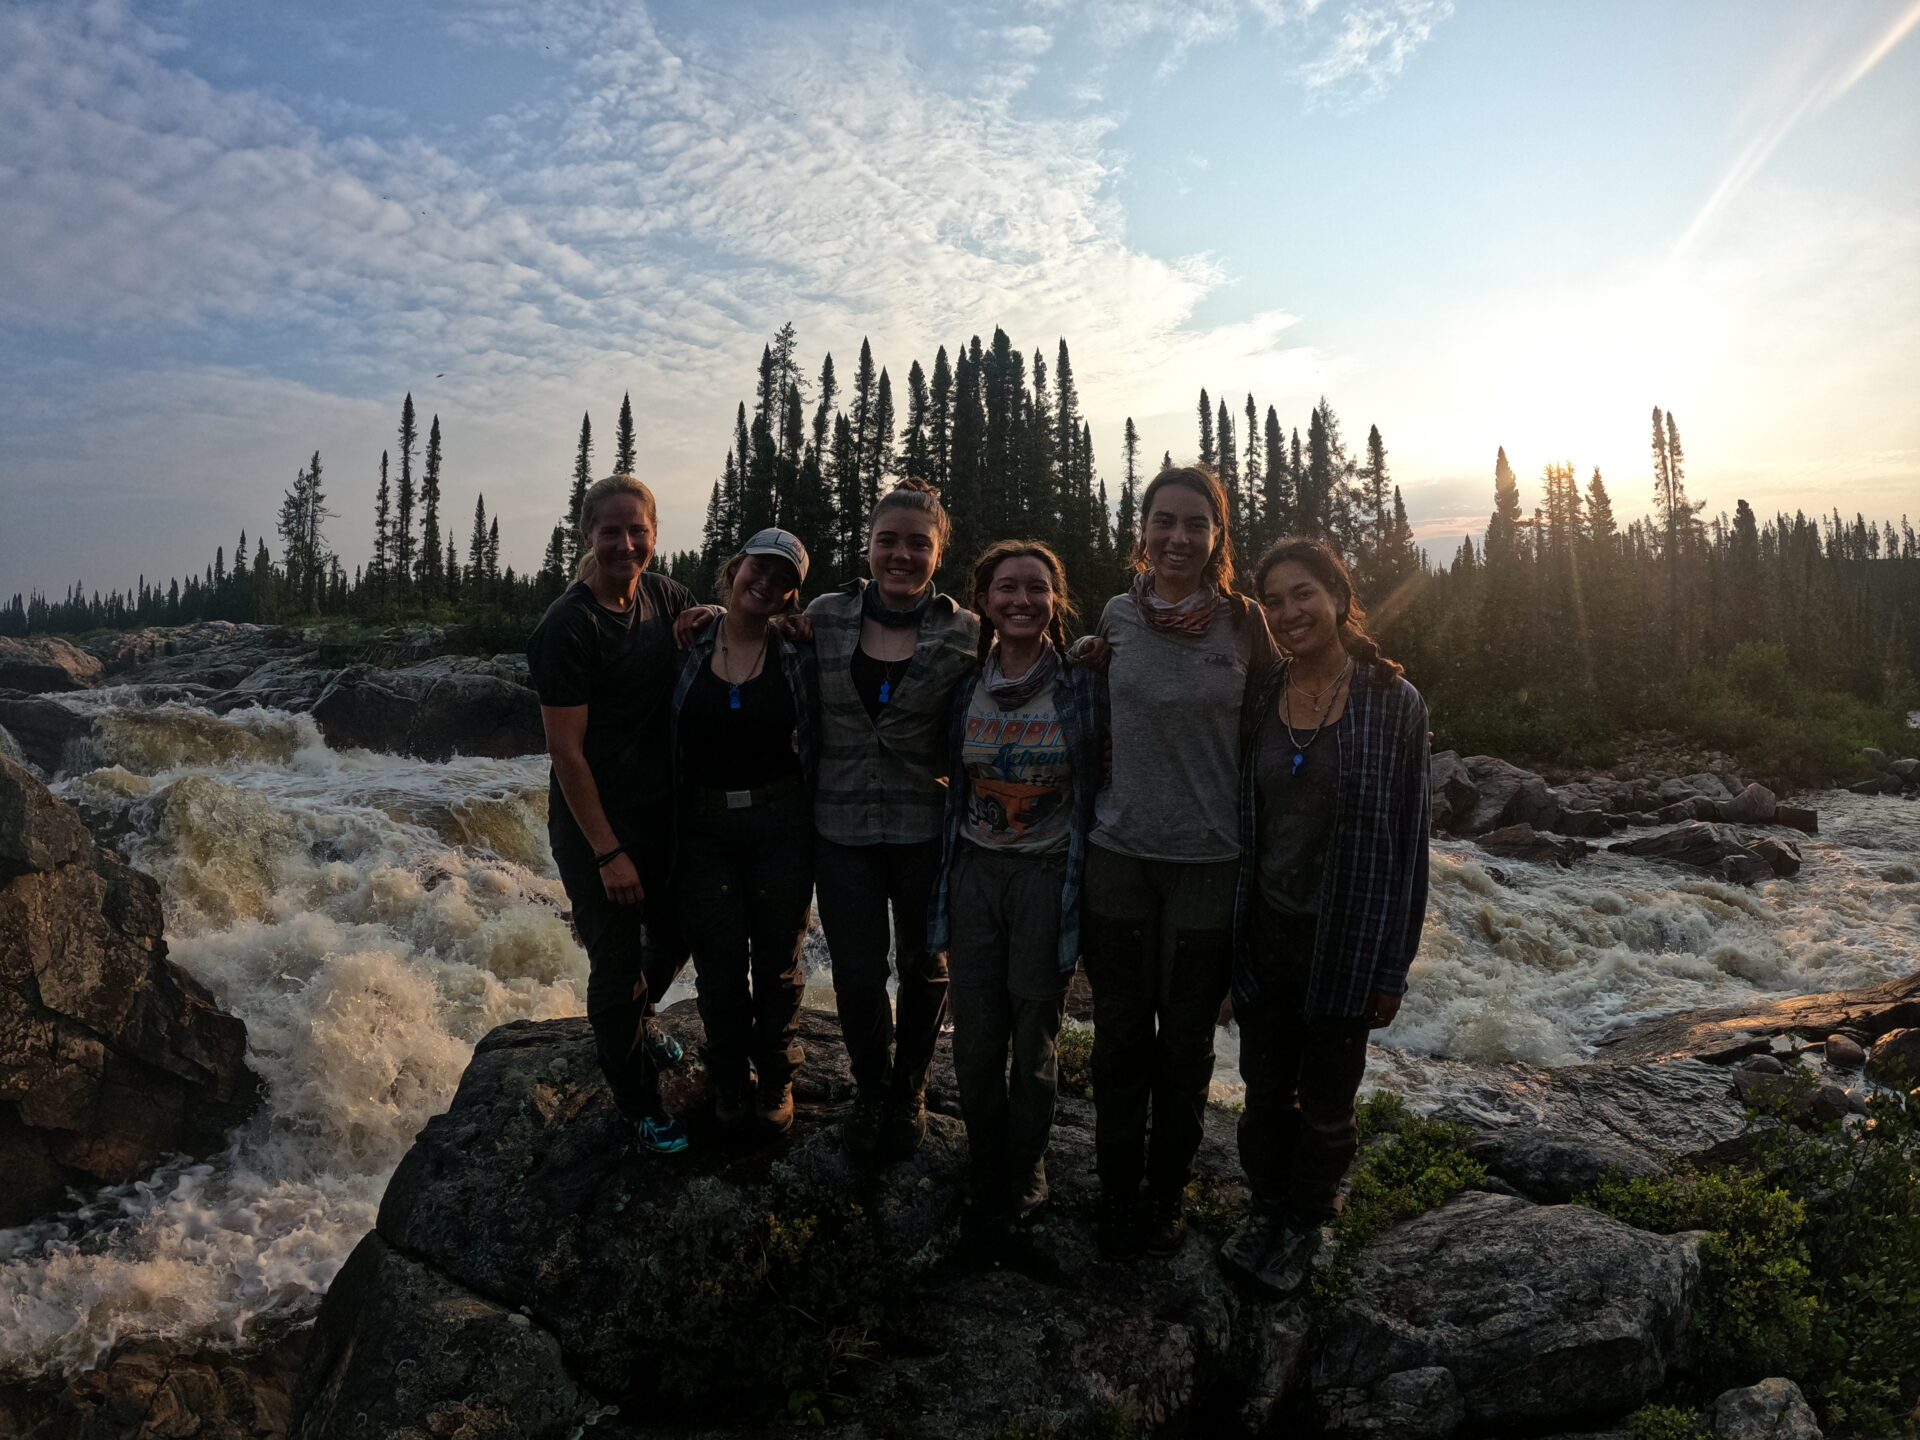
[968,539,1078,668]
[1252,537,1404,682]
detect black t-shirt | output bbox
[850,644,912,724]
[526,574,695,824]
[1255,720,1340,916]
[677,658,800,791]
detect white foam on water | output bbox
[3,692,1916,1375]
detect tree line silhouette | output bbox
[5,324,1913,773]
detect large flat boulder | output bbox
[0,756,256,1225]
[307,663,543,759]
[0,636,102,693]
[1314,1191,1703,1435]
[1461,756,1561,835]
[1596,973,1920,1064]
[1432,1058,1748,1164]
[300,1000,1295,1438]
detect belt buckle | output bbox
[725,789,752,810]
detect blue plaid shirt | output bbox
[1233,659,1431,1016]
[670,623,818,787]
[927,657,1107,974]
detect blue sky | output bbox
[2,0,1916,598]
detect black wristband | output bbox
[594,845,627,869]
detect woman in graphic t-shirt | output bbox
[1080,463,1277,1261]
[670,528,818,1141]
[928,540,1104,1262]
[526,473,698,1156]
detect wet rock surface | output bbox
[0,756,256,1226]
[1433,1058,1749,1163]
[1313,1191,1702,1434]
[1597,973,1920,1065]
[0,636,103,693]
[0,1331,306,1440]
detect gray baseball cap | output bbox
[742,527,809,584]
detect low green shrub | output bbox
[1581,1083,1920,1436]
[1311,1095,1485,1318]
[1625,1403,1712,1440]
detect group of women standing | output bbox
[526,463,1429,1292]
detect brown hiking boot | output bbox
[757,1078,794,1136]
[885,1088,928,1160]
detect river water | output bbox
[1,693,1916,1376]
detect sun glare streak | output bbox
[1671,0,1920,262]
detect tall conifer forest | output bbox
[7,326,1915,777]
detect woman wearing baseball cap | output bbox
[670,528,819,1137]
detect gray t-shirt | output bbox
[1092,593,1269,862]
[1255,718,1340,914]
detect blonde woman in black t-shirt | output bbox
[526,474,698,1155]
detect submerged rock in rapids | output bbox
[0,636,102,693]
[1609,822,1799,882]
[0,691,97,775]
[308,663,542,760]
[1313,1191,1703,1436]
[0,756,256,1226]
[1475,823,1591,867]
[296,999,1303,1439]
[1597,973,1920,1065]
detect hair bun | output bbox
[892,477,941,500]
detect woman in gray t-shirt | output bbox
[1081,463,1277,1262]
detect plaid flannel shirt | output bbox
[1233,658,1432,1016]
[669,622,818,787]
[926,658,1108,974]
[805,580,980,846]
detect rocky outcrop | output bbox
[0,756,255,1226]
[0,692,97,775]
[0,1331,305,1440]
[1434,1058,1749,1165]
[1711,1377,1823,1440]
[1852,746,1920,797]
[1431,753,1822,841]
[293,1000,1294,1440]
[0,636,103,693]
[304,663,542,760]
[1596,973,1920,1065]
[1609,822,1801,884]
[1474,824,1591,867]
[1468,1126,1666,1203]
[1313,1191,1703,1435]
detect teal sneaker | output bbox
[635,1114,689,1155]
[645,1025,685,1068]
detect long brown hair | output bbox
[1252,537,1404,682]
[969,540,1077,667]
[574,473,658,584]
[1130,463,1236,594]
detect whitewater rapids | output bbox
[1,693,1915,1376]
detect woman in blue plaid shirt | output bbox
[1218,537,1431,1296]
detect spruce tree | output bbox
[1197,389,1215,470]
[903,359,931,480]
[564,412,593,571]
[394,394,418,595]
[1216,398,1238,533]
[1263,405,1288,541]
[1119,417,1141,562]
[469,496,490,602]
[1055,340,1083,530]
[615,392,636,474]
[419,415,443,594]
[928,346,953,490]
[1243,394,1263,539]
[372,451,392,599]
[867,368,896,504]
[850,338,877,516]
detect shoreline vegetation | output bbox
[5,325,1914,788]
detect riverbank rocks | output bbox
[0,756,255,1226]
[294,999,1296,1440]
[0,1331,305,1440]
[1608,822,1801,884]
[1866,1028,1920,1086]
[1711,1377,1823,1440]
[1313,1191,1703,1436]
[0,636,103,693]
[1853,745,1920,796]
[0,692,96,775]
[1475,824,1592,867]
[1467,1127,1666,1203]
[306,662,542,759]
[1597,973,1920,1065]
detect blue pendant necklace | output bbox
[1281,657,1352,773]
[878,656,907,705]
[719,625,768,710]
